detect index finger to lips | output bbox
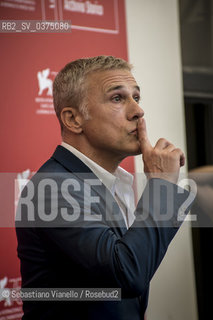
[138,118,152,152]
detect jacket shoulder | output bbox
[37,157,68,173]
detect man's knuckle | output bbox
[176,148,182,153]
[159,138,166,143]
[171,153,178,160]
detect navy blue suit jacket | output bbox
[16,146,190,320]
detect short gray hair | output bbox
[53,55,132,129]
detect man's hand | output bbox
[138,118,185,184]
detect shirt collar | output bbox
[61,142,133,194]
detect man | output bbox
[16,56,191,320]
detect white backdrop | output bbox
[125,0,198,319]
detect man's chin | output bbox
[131,142,142,156]
[125,146,142,157]
[131,149,142,156]
[116,143,142,160]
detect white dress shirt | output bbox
[61,142,136,228]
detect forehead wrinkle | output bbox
[101,75,139,93]
[106,85,140,93]
[86,71,140,97]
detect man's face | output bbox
[82,69,144,162]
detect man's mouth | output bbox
[130,128,138,135]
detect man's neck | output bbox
[62,137,123,173]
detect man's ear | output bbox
[60,107,83,134]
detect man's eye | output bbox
[112,95,121,102]
[134,96,140,103]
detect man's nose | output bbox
[127,99,144,121]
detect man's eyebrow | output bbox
[106,85,140,92]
